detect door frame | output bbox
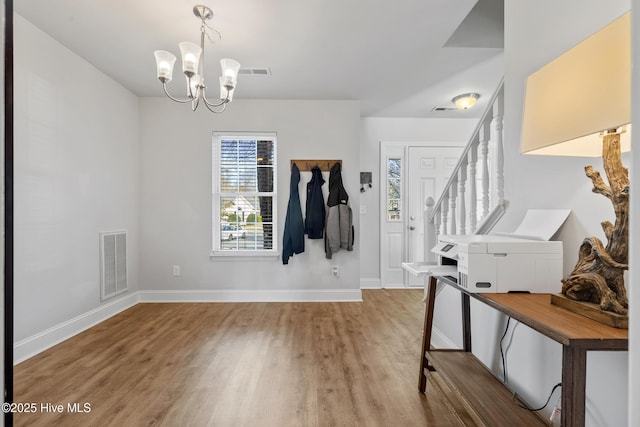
[379,142,405,288]
[379,141,463,288]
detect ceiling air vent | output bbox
[432,106,457,112]
[238,68,271,76]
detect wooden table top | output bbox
[437,277,628,349]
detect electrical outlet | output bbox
[172,265,181,277]
[332,266,339,276]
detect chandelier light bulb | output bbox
[159,63,171,75]
[184,54,198,71]
[220,58,241,89]
[154,50,177,82]
[219,76,235,101]
[179,42,201,77]
[223,70,234,87]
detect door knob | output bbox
[409,226,416,231]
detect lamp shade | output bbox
[520,12,631,157]
[154,50,177,82]
[220,58,241,89]
[179,42,202,77]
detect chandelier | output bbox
[153,5,240,113]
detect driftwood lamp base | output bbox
[559,131,629,321]
[551,294,628,329]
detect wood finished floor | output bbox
[14,289,471,427]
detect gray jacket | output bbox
[325,163,354,259]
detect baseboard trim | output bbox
[138,289,363,303]
[360,278,381,289]
[430,326,458,349]
[381,284,406,289]
[14,292,140,365]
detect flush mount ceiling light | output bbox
[452,93,480,110]
[153,5,240,114]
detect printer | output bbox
[431,234,563,293]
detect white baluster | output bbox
[458,157,468,235]
[449,179,457,235]
[441,192,449,235]
[468,138,479,233]
[434,207,442,237]
[479,122,491,220]
[493,89,505,206]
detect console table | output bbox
[418,275,628,427]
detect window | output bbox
[212,132,277,256]
[386,157,402,221]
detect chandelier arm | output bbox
[162,82,194,104]
[202,100,228,114]
[191,97,201,111]
[198,83,231,109]
[202,92,229,109]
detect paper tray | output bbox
[402,263,457,278]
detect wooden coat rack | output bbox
[290,160,342,172]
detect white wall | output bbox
[138,98,361,300]
[13,15,140,344]
[359,117,478,285]
[435,1,630,425]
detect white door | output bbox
[380,144,463,288]
[406,146,463,286]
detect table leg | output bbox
[419,275,437,393]
[561,345,586,427]
[461,293,471,352]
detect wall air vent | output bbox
[100,231,128,301]
[238,68,272,76]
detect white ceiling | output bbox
[15,0,504,118]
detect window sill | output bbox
[209,251,279,261]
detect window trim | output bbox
[386,155,403,222]
[210,131,278,258]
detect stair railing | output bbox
[424,78,506,263]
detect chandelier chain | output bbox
[202,21,222,44]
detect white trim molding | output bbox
[138,289,363,303]
[360,278,381,289]
[14,292,140,364]
[430,326,458,350]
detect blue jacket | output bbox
[282,163,305,264]
[304,166,326,239]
